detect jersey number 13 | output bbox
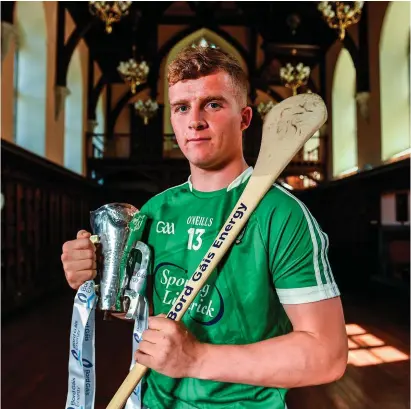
[187,228,205,251]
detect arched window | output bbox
[64,48,84,173]
[14,1,47,156]
[93,93,105,159]
[304,130,320,161]
[332,48,357,177]
[162,28,247,158]
[380,2,410,161]
[91,93,105,185]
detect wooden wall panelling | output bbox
[1,140,107,319]
[297,159,410,295]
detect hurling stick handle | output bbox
[105,175,274,409]
[106,363,148,409]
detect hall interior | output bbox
[1,2,410,409]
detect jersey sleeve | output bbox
[268,189,340,305]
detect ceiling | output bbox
[64,1,339,85]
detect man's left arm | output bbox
[136,296,347,387]
[194,296,348,388]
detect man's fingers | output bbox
[63,259,97,273]
[66,269,96,290]
[63,238,95,253]
[91,268,97,279]
[62,230,97,291]
[137,340,156,356]
[142,329,165,344]
[77,230,91,239]
[148,315,174,331]
[135,350,153,368]
[70,249,96,262]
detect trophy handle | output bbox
[123,241,150,320]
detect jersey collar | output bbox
[187,166,253,192]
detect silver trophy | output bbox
[90,203,150,320]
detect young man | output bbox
[62,47,348,409]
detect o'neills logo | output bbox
[167,202,247,321]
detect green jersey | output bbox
[139,167,339,409]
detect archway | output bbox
[380,2,410,161]
[64,47,84,173]
[332,48,357,177]
[93,92,105,158]
[14,1,47,156]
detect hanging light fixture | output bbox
[318,1,364,40]
[117,9,148,93]
[191,37,217,49]
[89,1,132,34]
[134,98,159,125]
[117,45,149,93]
[117,58,149,93]
[280,63,310,96]
[256,100,276,122]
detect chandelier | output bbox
[256,100,276,122]
[117,55,149,94]
[191,37,217,49]
[89,1,132,34]
[318,1,364,40]
[280,63,310,96]
[134,98,159,125]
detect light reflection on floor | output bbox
[345,324,409,367]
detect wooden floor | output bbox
[2,289,409,409]
[287,290,410,409]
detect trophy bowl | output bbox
[90,203,138,312]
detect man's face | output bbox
[169,71,252,170]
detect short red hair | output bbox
[167,46,248,106]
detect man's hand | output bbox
[135,314,204,378]
[61,230,97,289]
